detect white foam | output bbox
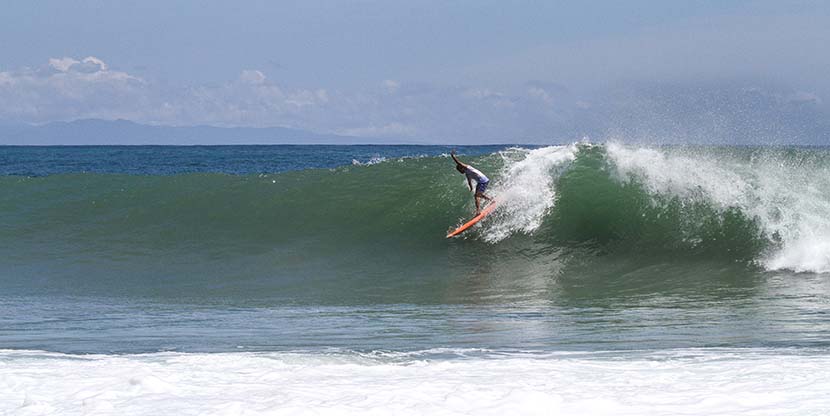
[351,156,387,166]
[482,145,578,242]
[606,142,830,274]
[2,349,829,415]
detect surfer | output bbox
[451,150,492,215]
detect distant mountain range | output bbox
[0,119,411,145]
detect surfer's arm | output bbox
[467,177,473,192]
[450,150,465,167]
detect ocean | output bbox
[2,143,829,415]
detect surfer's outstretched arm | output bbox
[450,150,465,167]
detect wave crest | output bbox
[3,143,830,275]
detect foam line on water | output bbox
[2,349,829,415]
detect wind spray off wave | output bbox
[605,142,830,273]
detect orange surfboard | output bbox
[446,200,499,238]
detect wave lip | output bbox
[605,142,830,274]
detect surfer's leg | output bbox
[474,181,490,215]
[475,182,491,201]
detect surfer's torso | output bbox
[465,166,489,184]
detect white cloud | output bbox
[48,56,110,73]
[48,57,79,72]
[0,56,826,143]
[527,86,553,105]
[462,87,502,100]
[239,69,266,84]
[339,122,416,138]
[382,79,400,93]
[72,56,109,73]
[0,57,146,122]
[0,72,14,86]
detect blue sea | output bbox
[2,143,829,415]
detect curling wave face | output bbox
[481,143,830,273]
[2,143,829,303]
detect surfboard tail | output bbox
[446,199,499,238]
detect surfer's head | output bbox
[455,164,466,174]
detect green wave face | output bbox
[2,144,829,304]
[548,145,766,258]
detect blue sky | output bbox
[1,0,828,142]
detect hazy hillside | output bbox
[0,119,406,145]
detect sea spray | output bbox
[480,145,577,242]
[605,142,830,273]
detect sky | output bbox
[1,0,829,143]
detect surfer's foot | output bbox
[474,211,481,216]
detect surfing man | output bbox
[451,150,493,215]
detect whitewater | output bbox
[4,349,830,416]
[2,144,829,415]
[469,143,830,273]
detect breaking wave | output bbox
[3,142,829,300]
